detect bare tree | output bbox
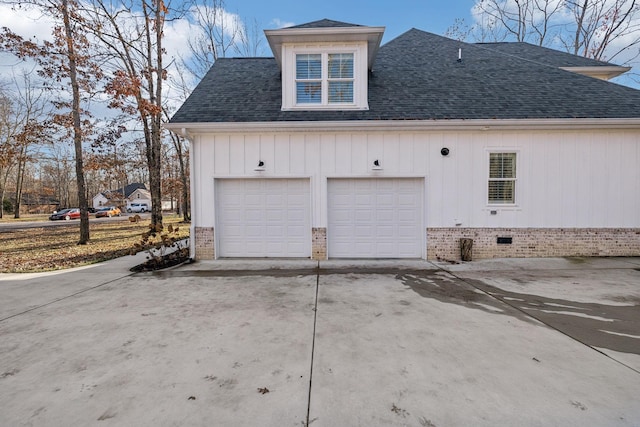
[473,0,565,45]
[561,0,640,61]
[0,72,51,219]
[451,0,640,85]
[86,0,180,229]
[467,0,640,64]
[164,109,189,221]
[41,144,75,208]
[178,0,241,81]
[1,0,103,242]
[234,18,265,57]
[0,86,19,218]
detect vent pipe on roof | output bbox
[457,48,462,62]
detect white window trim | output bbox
[486,149,519,206]
[281,42,369,111]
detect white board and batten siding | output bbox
[192,129,640,258]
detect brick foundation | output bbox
[427,228,640,261]
[194,227,215,260]
[312,227,327,260]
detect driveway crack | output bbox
[0,274,135,323]
[305,261,320,426]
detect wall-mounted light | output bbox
[441,147,450,156]
[254,160,265,171]
[372,159,382,170]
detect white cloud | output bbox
[270,18,295,29]
[0,3,55,42]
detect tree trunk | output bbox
[178,143,190,222]
[148,120,163,229]
[0,166,7,219]
[13,148,26,219]
[61,0,89,244]
[0,181,5,218]
[168,129,190,222]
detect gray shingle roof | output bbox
[169,28,640,124]
[476,42,615,67]
[286,19,363,29]
[103,183,147,198]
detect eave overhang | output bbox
[264,26,385,70]
[560,65,632,80]
[166,118,640,136]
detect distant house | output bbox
[92,183,151,209]
[127,187,152,209]
[167,19,640,261]
[7,192,59,214]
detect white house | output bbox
[166,19,640,261]
[126,187,152,209]
[92,183,152,210]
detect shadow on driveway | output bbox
[397,270,640,356]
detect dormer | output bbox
[265,19,385,111]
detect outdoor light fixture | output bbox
[372,159,382,170]
[254,160,265,171]
[441,147,450,156]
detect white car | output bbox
[127,203,149,213]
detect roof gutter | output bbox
[165,118,640,134]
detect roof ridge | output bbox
[285,18,363,29]
[476,41,616,67]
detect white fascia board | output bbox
[265,26,385,69]
[165,118,640,134]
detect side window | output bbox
[488,152,516,204]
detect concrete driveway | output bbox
[1,256,639,426]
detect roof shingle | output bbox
[170,27,640,124]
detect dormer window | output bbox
[296,53,354,105]
[281,45,366,110]
[296,54,322,103]
[265,21,384,112]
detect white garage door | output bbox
[216,179,311,258]
[328,178,423,258]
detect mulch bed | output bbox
[130,247,191,272]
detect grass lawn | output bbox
[0,214,50,222]
[0,215,190,273]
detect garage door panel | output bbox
[355,211,373,221]
[287,209,307,221]
[377,226,395,237]
[376,210,394,221]
[328,178,423,258]
[216,179,311,258]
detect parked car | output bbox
[127,203,149,213]
[49,208,81,221]
[95,206,121,218]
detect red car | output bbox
[49,208,81,221]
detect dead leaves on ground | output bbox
[0,217,189,273]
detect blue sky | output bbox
[228,0,476,43]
